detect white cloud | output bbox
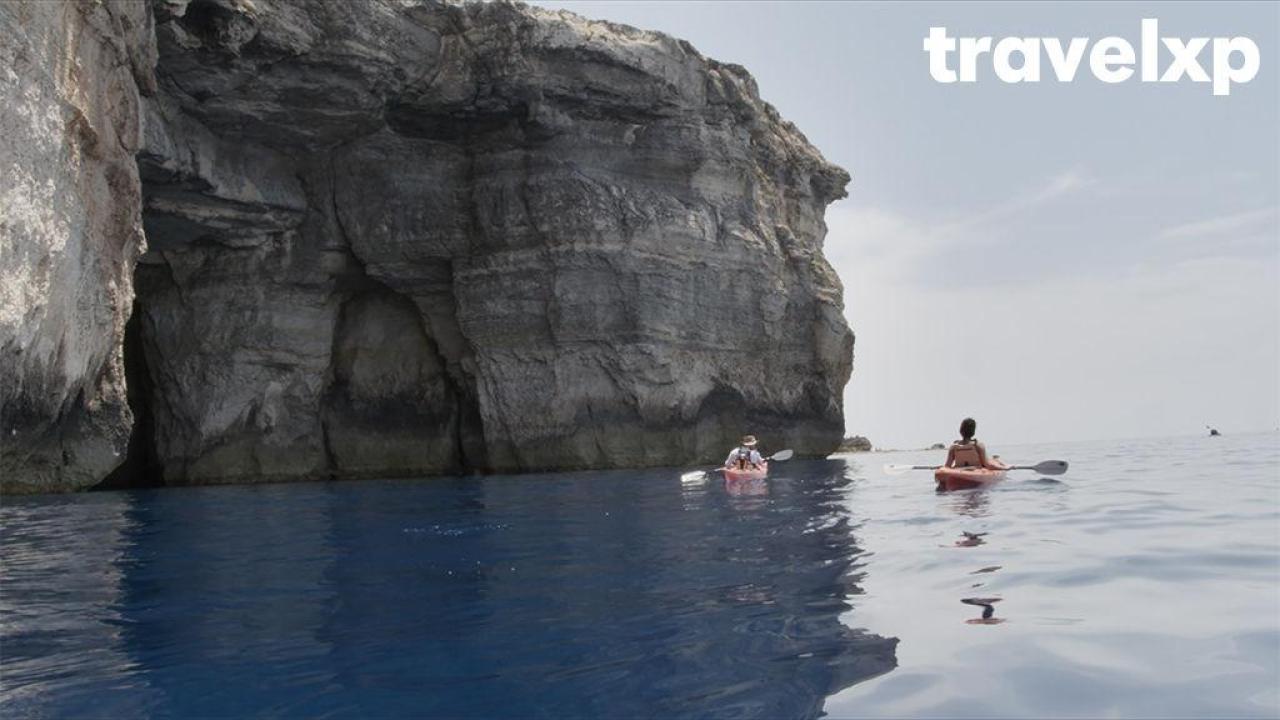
[824,168,1093,285]
[1157,206,1278,240]
[933,168,1093,237]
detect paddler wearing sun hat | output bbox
[724,434,765,471]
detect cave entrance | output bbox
[94,301,161,490]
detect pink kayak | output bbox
[724,462,768,481]
[934,465,1005,491]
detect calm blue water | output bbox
[2,433,1277,718]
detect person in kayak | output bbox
[725,435,765,471]
[944,418,1009,471]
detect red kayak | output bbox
[934,465,1006,491]
[724,462,768,481]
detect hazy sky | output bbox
[533,1,1279,448]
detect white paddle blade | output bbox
[680,470,708,484]
[1033,460,1068,475]
[1009,460,1068,474]
[770,449,794,461]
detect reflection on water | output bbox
[961,597,1006,625]
[1,461,897,718]
[944,487,993,518]
[952,523,1005,623]
[826,433,1280,718]
[723,475,769,506]
[0,493,161,715]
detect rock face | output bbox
[3,0,853,490]
[838,436,872,453]
[0,1,156,493]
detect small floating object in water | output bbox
[1207,425,1221,437]
[955,531,988,547]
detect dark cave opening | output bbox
[94,301,161,490]
[176,0,246,49]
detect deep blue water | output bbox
[2,433,1277,718]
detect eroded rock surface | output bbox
[1,1,155,493]
[4,0,854,489]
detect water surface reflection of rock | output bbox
[0,493,161,715]
[0,460,895,717]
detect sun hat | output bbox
[740,435,758,447]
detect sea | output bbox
[2,432,1276,718]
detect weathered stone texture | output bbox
[1,1,155,492]
[3,0,853,490]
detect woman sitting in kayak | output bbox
[725,435,765,470]
[945,418,1009,471]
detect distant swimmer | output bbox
[1207,425,1221,437]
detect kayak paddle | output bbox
[884,459,1068,476]
[1007,460,1069,474]
[680,449,794,483]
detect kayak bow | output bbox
[934,465,1006,491]
[723,462,768,481]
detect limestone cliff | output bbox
[1,1,155,493]
[2,0,853,491]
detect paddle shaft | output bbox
[885,459,1067,475]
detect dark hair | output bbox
[959,417,977,440]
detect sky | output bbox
[532,1,1279,449]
